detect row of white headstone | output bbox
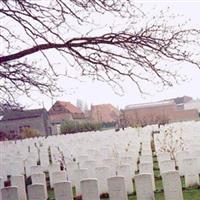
[0,128,141,181]
[154,121,200,187]
[0,171,184,200]
[1,120,200,200]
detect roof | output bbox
[49,101,83,114]
[49,101,85,121]
[90,104,119,123]
[172,96,193,105]
[49,113,73,123]
[0,108,46,121]
[125,100,174,110]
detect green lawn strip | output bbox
[48,189,54,200]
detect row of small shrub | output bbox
[60,120,101,134]
[0,128,40,141]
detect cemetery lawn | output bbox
[127,190,200,200]
[47,155,200,200]
[48,179,200,200]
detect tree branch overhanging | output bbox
[1,0,200,104]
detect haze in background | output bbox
[17,1,200,110]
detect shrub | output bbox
[60,120,101,134]
[21,127,40,139]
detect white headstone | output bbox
[31,173,47,199]
[52,171,67,186]
[30,165,43,175]
[134,174,155,200]
[11,175,27,200]
[107,176,128,200]
[54,182,73,200]
[27,184,46,200]
[157,152,171,163]
[162,171,183,200]
[140,155,153,164]
[0,177,3,189]
[103,159,117,176]
[176,151,189,176]
[160,160,176,174]
[65,161,77,181]
[120,156,136,176]
[0,177,2,200]
[72,168,88,196]
[95,167,110,194]
[183,158,199,187]
[80,179,100,200]
[1,186,19,200]
[48,164,60,188]
[139,162,155,190]
[117,165,133,194]
[81,160,96,178]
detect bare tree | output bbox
[0,101,24,111]
[1,0,200,105]
[156,126,185,165]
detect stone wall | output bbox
[0,116,48,136]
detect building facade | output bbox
[0,108,50,137]
[49,101,85,134]
[90,104,119,124]
[122,97,199,127]
[184,99,200,113]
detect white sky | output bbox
[17,1,200,110]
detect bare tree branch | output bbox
[0,0,200,104]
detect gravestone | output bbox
[72,168,88,196]
[31,173,47,199]
[139,162,155,190]
[52,171,67,186]
[117,165,133,194]
[157,152,171,164]
[107,176,128,200]
[102,159,117,176]
[0,177,2,200]
[183,158,199,187]
[80,179,100,200]
[95,167,110,194]
[11,175,27,200]
[48,164,60,188]
[134,174,155,200]
[0,177,3,189]
[120,156,136,176]
[159,160,176,174]
[176,151,189,176]
[65,161,77,181]
[81,160,96,178]
[27,184,46,200]
[162,171,183,200]
[1,186,19,200]
[30,165,43,175]
[140,155,153,164]
[54,182,73,200]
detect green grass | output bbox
[48,189,54,199]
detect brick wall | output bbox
[123,103,199,126]
[168,109,199,122]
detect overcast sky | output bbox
[17,1,200,110]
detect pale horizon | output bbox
[15,1,200,111]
